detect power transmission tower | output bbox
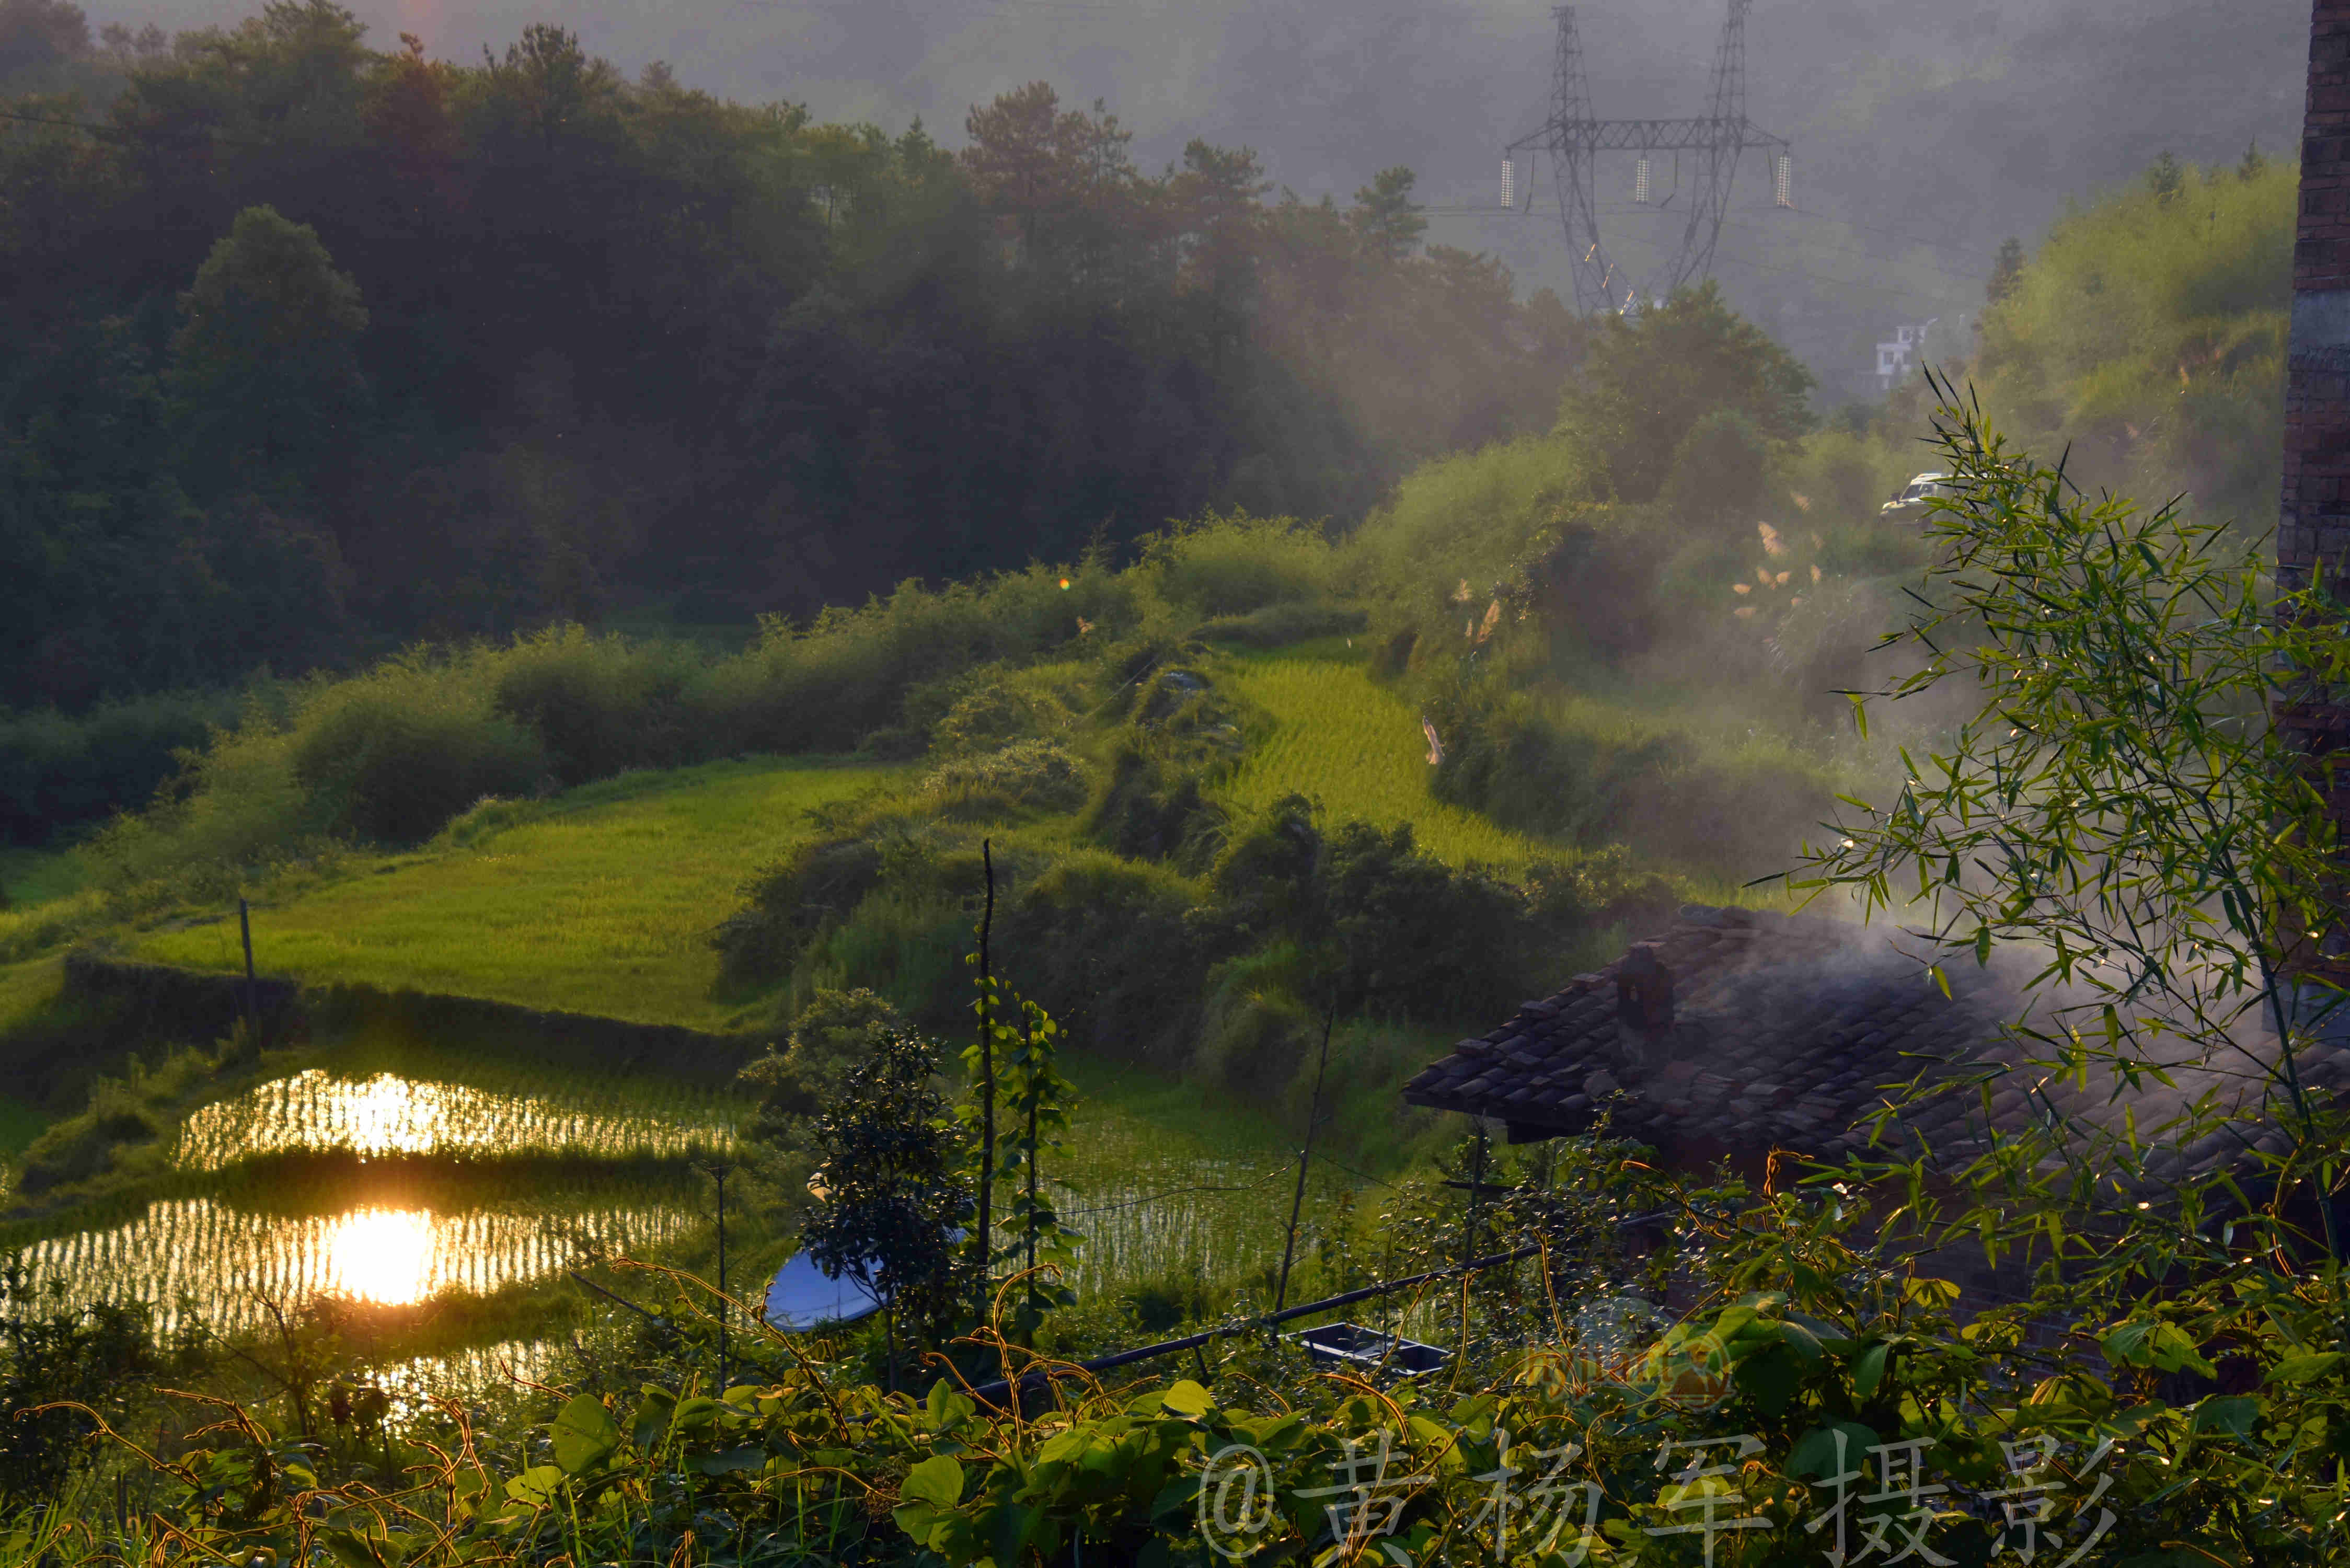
[1505,2,1790,314]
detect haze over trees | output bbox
[0,1,1583,714]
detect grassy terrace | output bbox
[95,649,1575,1034]
[128,758,904,1031]
[1216,642,1552,870]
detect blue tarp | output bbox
[763,1251,882,1332]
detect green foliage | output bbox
[919,740,1090,816]
[1556,280,1817,504]
[1138,511,1335,620]
[959,977,1080,1340]
[800,1028,972,1357]
[291,664,548,846]
[3,29,1578,722]
[1425,682,1837,876]
[0,1252,160,1507]
[0,687,247,847]
[488,627,700,787]
[736,986,905,1151]
[1658,407,1772,536]
[1974,148,2294,533]
[168,205,368,486]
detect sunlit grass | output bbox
[1215,648,1559,871]
[128,758,906,1029]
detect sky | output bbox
[85,0,2319,398]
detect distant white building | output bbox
[1875,318,1939,392]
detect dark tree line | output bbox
[0,0,1580,711]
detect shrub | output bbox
[920,741,1089,815]
[1137,512,1332,618]
[491,627,698,785]
[738,987,907,1150]
[996,852,1212,1067]
[0,687,249,847]
[1086,747,1228,869]
[713,835,888,989]
[1191,601,1366,648]
[291,672,547,846]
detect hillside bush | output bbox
[919,741,1090,815]
[489,627,698,786]
[0,688,249,847]
[738,987,907,1151]
[1427,686,1833,876]
[290,664,547,846]
[1138,512,1333,618]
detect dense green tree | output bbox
[1983,234,2024,306]
[0,7,1581,722]
[168,203,368,486]
[1556,279,1816,504]
[800,1029,972,1384]
[1348,165,1425,262]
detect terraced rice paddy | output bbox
[12,1192,696,1340]
[1045,1061,1358,1301]
[1217,651,1554,871]
[126,758,904,1030]
[174,1068,737,1170]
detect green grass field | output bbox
[129,759,904,1030]
[0,846,84,907]
[1216,644,1559,870]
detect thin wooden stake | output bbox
[977,840,997,1299]
[1275,995,1339,1313]
[237,896,260,1052]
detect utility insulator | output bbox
[1774,154,1793,209]
[1634,156,1652,204]
[1501,158,1515,209]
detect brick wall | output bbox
[2283,4,2350,983]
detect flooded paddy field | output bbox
[3,1040,1376,1386]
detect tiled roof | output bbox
[1401,905,2350,1179]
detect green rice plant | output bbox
[1043,1057,1356,1304]
[1214,651,1555,871]
[171,1068,738,1171]
[128,758,903,1028]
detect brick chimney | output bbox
[2282,2,2350,979]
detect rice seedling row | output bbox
[174,1069,738,1171]
[10,1190,697,1341]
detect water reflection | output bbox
[174,1069,734,1169]
[14,1195,693,1339]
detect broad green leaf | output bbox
[2268,1352,2346,1386]
[1789,1422,1876,1480]
[321,1533,388,1568]
[1853,1342,1891,1400]
[1160,1379,1214,1417]
[903,1452,966,1508]
[2192,1395,2262,1438]
[505,1465,565,1507]
[550,1392,620,1475]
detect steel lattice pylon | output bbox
[1506,2,1789,315]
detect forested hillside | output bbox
[0,0,1576,713]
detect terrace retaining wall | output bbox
[61,953,755,1085]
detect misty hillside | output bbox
[26,0,2311,394]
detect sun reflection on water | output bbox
[172,1069,735,1169]
[326,1207,437,1304]
[12,1195,694,1339]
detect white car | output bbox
[1880,472,1959,518]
